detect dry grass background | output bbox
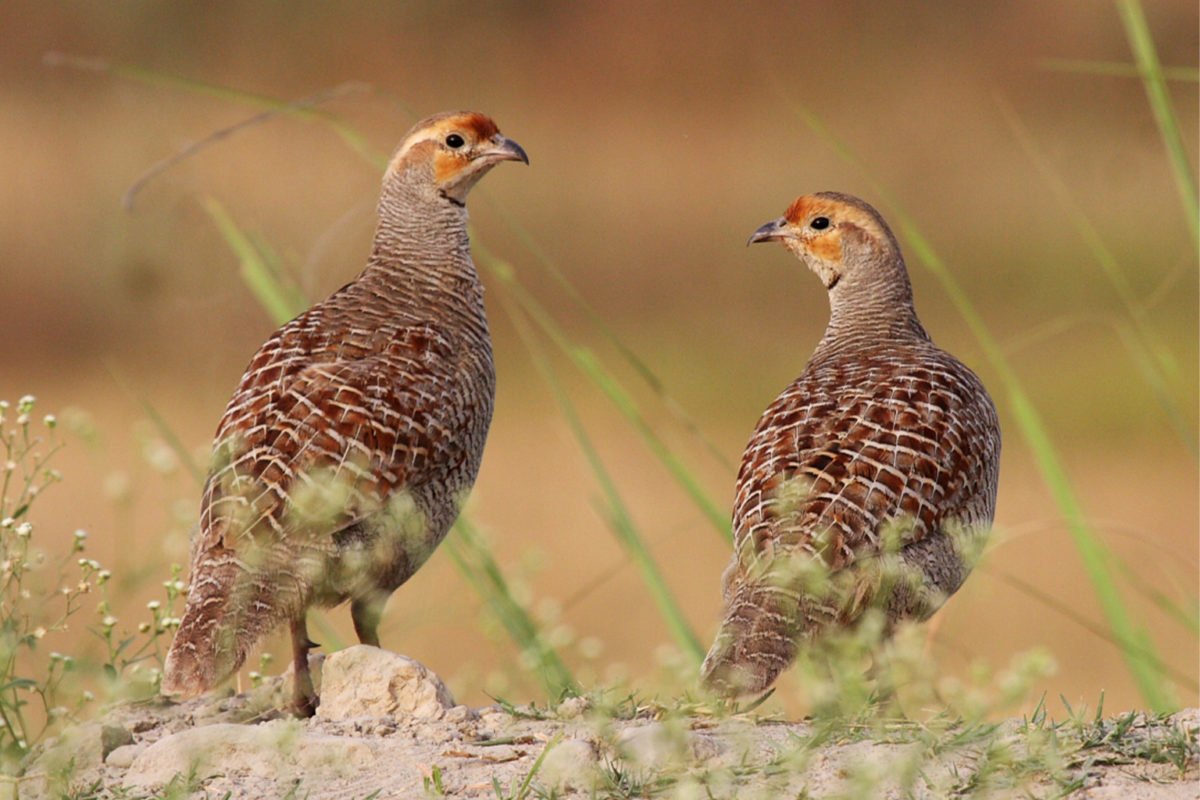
[0,2,1195,715]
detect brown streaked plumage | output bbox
[162,111,528,715]
[701,191,1000,698]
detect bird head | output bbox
[747,192,900,292]
[386,111,529,205]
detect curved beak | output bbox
[747,217,790,246]
[481,135,529,166]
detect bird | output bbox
[161,111,528,715]
[700,191,1000,698]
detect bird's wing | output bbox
[731,355,996,575]
[196,321,478,555]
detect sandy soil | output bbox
[16,650,1199,799]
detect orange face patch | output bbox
[805,228,843,262]
[779,193,889,263]
[388,111,502,177]
[433,149,468,183]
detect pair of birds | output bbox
[161,111,1000,714]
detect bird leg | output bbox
[290,616,318,717]
[351,594,385,648]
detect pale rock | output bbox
[539,737,598,791]
[104,743,143,768]
[30,721,105,778]
[444,704,478,724]
[555,696,591,720]
[615,721,693,771]
[316,646,454,721]
[100,724,134,756]
[122,720,378,791]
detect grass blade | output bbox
[104,364,206,487]
[1037,58,1199,82]
[43,53,386,170]
[443,518,578,700]
[983,567,1196,691]
[474,239,731,544]
[776,95,1179,712]
[500,291,705,664]
[995,97,1195,452]
[202,196,309,325]
[481,197,737,474]
[1114,0,1199,245]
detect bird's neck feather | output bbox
[358,170,486,328]
[819,250,929,352]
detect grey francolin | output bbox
[162,111,528,715]
[701,192,1000,698]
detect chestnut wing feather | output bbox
[732,353,997,574]
[197,322,468,553]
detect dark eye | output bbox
[810,217,830,230]
[445,133,466,149]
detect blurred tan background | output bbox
[1,2,1196,714]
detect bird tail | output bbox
[161,549,285,699]
[700,580,804,698]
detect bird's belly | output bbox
[309,490,453,606]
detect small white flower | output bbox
[0,517,12,528]
[578,636,604,659]
[146,600,161,611]
[82,691,94,702]
[15,523,32,538]
[43,415,56,429]
[102,615,117,627]
[15,415,28,426]
[3,462,14,474]
[73,529,88,541]
[32,627,46,639]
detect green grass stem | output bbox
[500,291,705,664]
[201,197,309,325]
[44,53,385,171]
[480,197,737,474]
[1037,58,1199,82]
[474,239,731,545]
[995,98,1195,452]
[443,519,578,700]
[1114,0,1199,246]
